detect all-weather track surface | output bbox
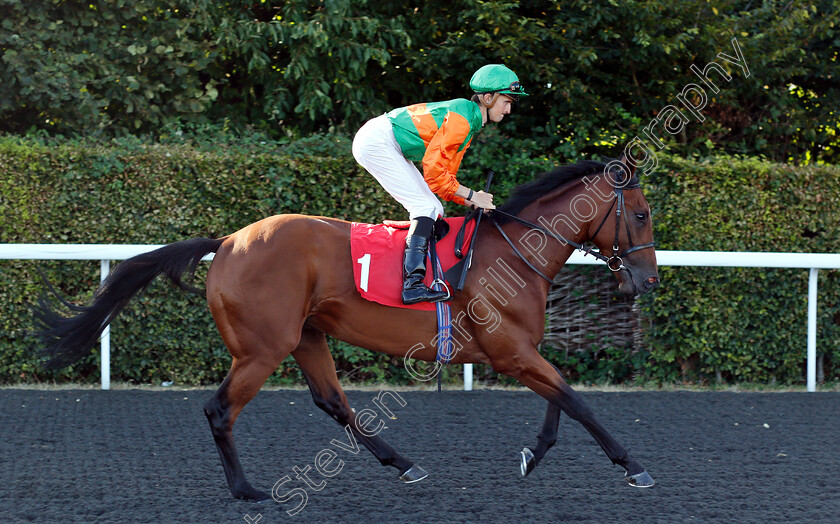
[2,389,839,523]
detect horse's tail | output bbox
[34,237,225,370]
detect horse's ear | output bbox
[619,153,638,177]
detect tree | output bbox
[0,0,224,135]
[2,0,838,164]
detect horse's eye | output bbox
[635,213,647,223]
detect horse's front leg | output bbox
[494,348,654,488]
[520,402,562,477]
[521,362,571,477]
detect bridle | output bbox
[588,173,657,271]
[490,169,656,284]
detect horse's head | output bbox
[588,157,659,296]
[493,157,659,296]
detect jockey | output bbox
[352,64,528,305]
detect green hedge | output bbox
[2,134,838,386]
[640,154,840,384]
[0,133,406,385]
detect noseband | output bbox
[491,170,656,284]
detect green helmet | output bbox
[469,64,528,98]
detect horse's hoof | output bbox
[234,487,272,502]
[520,447,536,477]
[625,470,655,488]
[399,464,429,483]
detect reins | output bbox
[489,175,656,282]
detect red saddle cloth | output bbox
[350,217,475,311]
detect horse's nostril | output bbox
[646,276,660,287]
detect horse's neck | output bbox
[510,182,588,282]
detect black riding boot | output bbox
[401,217,449,305]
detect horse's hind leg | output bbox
[292,327,426,482]
[204,356,278,501]
[520,402,562,477]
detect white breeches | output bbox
[352,114,444,220]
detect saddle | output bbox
[350,216,476,311]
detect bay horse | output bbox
[35,157,659,502]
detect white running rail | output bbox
[2,244,839,392]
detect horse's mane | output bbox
[494,159,610,221]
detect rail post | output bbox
[100,259,111,390]
[463,363,473,391]
[807,268,819,392]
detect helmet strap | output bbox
[478,92,500,107]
